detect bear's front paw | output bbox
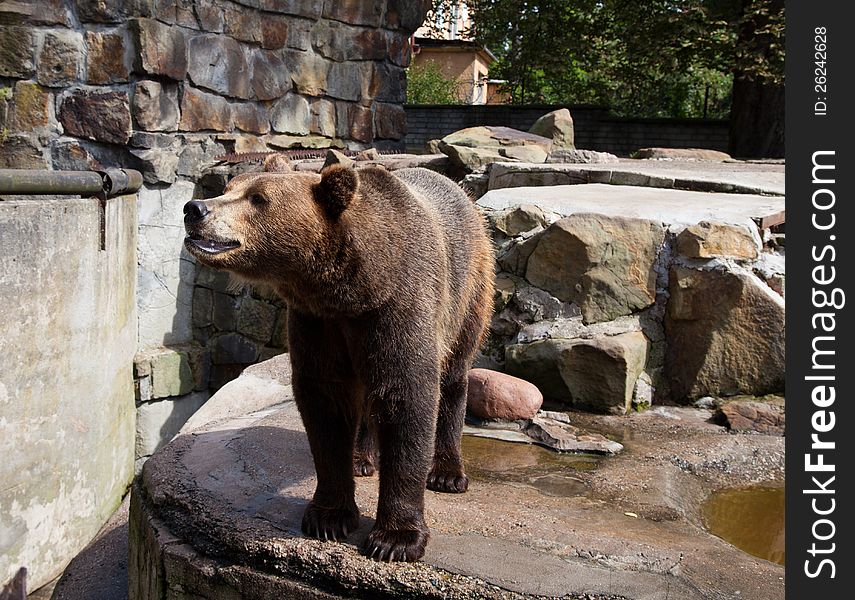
[363,525,429,562]
[427,465,469,493]
[353,452,376,477]
[301,501,360,542]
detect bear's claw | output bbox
[427,467,469,493]
[301,502,359,542]
[353,454,376,477]
[363,526,429,562]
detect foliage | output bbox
[427,0,783,119]
[406,60,465,104]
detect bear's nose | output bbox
[183,200,209,224]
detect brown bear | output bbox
[183,160,495,562]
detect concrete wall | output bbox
[404,104,730,155]
[0,193,137,591]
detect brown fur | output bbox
[184,165,495,562]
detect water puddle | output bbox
[702,486,784,565]
[462,435,599,498]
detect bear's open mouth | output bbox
[185,234,240,255]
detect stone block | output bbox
[493,205,548,237]
[232,102,270,134]
[86,31,129,85]
[193,287,213,327]
[250,50,291,101]
[326,60,365,101]
[373,102,406,140]
[9,81,50,132]
[323,0,384,27]
[154,0,199,28]
[212,291,238,330]
[193,0,224,32]
[129,140,182,185]
[348,104,373,143]
[386,31,412,66]
[131,18,187,80]
[0,26,36,78]
[676,221,760,260]
[59,89,131,145]
[230,0,322,19]
[187,34,250,99]
[50,141,101,171]
[177,136,228,177]
[372,62,406,103]
[385,0,432,30]
[133,80,180,132]
[313,20,387,62]
[270,93,310,135]
[37,30,84,87]
[525,214,665,324]
[260,15,290,49]
[237,297,278,343]
[179,86,231,132]
[285,49,328,95]
[505,339,575,401]
[666,266,785,400]
[557,332,649,414]
[529,108,575,150]
[212,333,260,365]
[150,348,195,399]
[310,98,336,137]
[0,0,72,26]
[77,0,129,23]
[136,391,209,459]
[222,5,263,43]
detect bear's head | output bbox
[183,162,359,285]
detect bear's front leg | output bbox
[363,366,439,562]
[293,374,360,541]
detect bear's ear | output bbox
[263,153,293,172]
[314,165,358,218]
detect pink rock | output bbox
[467,369,543,421]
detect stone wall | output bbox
[405,104,730,156]
[477,186,785,412]
[0,193,137,591]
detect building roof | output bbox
[413,37,497,63]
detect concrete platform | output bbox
[129,357,784,600]
[487,159,785,198]
[478,183,785,231]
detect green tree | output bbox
[431,0,783,156]
[406,60,465,104]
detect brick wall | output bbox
[405,104,730,156]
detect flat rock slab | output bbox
[488,159,784,198]
[478,183,784,231]
[131,391,784,599]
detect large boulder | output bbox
[525,214,665,323]
[666,266,785,400]
[439,125,552,172]
[529,108,575,149]
[676,221,760,260]
[556,331,649,414]
[466,369,543,421]
[504,332,648,414]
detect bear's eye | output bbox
[249,193,266,206]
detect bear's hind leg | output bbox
[353,416,377,477]
[427,364,469,493]
[294,375,360,542]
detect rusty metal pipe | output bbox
[0,169,143,197]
